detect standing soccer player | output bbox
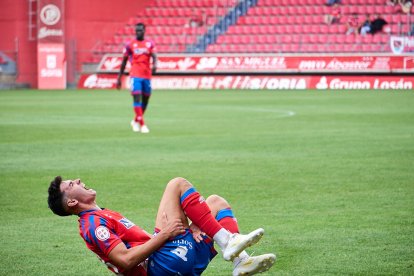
[117,23,157,134]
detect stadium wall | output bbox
[0,0,151,88]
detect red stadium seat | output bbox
[99,0,395,56]
[345,35,356,44]
[291,34,300,44]
[282,35,292,44]
[361,35,373,44]
[334,34,345,44]
[311,25,320,34]
[331,44,346,52]
[301,35,311,44]
[302,24,312,34]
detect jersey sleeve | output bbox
[150,40,156,54]
[123,43,132,57]
[82,216,123,256]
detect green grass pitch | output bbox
[0,89,413,275]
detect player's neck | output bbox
[77,203,101,214]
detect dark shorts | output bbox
[147,229,217,276]
[130,77,151,96]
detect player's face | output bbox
[136,25,145,40]
[60,179,96,204]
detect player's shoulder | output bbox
[79,209,115,222]
[144,38,156,47]
[79,210,114,233]
[124,38,135,47]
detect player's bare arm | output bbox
[108,215,184,270]
[116,56,129,90]
[151,52,157,74]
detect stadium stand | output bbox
[87,0,237,62]
[88,0,412,61]
[207,0,411,53]
[0,51,17,89]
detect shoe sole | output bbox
[236,254,276,276]
[225,228,264,261]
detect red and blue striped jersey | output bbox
[78,209,151,275]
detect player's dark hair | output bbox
[48,176,71,216]
[136,22,145,28]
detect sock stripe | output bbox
[216,208,235,221]
[180,187,196,204]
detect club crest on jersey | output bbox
[95,226,110,241]
[120,218,135,229]
[145,42,152,48]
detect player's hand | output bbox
[160,212,185,238]
[189,223,206,243]
[116,77,122,90]
[152,66,157,75]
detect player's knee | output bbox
[133,94,142,102]
[167,177,192,191]
[206,194,229,209]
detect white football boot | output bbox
[130,120,140,132]
[223,228,264,261]
[233,253,276,276]
[140,125,150,133]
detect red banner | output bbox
[97,54,414,74]
[78,74,414,90]
[37,0,64,43]
[37,0,65,89]
[38,43,66,89]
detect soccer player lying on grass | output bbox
[47,176,276,275]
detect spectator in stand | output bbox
[389,0,412,13]
[400,0,412,13]
[387,0,399,5]
[185,10,205,28]
[325,3,342,25]
[369,14,388,34]
[359,14,372,35]
[346,13,360,35]
[326,0,341,6]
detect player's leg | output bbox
[139,79,151,133]
[132,94,145,126]
[154,177,192,230]
[206,195,239,233]
[142,79,151,113]
[152,178,215,276]
[155,177,264,261]
[206,195,276,275]
[142,94,150,113]
[130,78,146,129]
